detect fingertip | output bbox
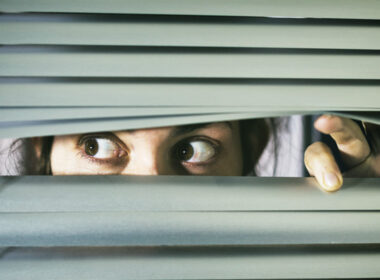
[314,114,341,134]
[321,172,343,192]
[314,114,331,129]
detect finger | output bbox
[304,141,343,192]
[314,115,371,169]
[365,122,380,154]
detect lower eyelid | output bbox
[182,152,219,167]
[77,146,127,166]
[182,159,215,168]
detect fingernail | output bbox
[323,172,340,191]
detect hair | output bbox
[6,137,53,175]
[6,118,277,176]
[239,118,271,175]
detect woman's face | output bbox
[50,121,243,176]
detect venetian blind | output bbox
[1,0,380,279]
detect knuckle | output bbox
[304,142,328,172]
[340,137,370,155]
[304,142,335,173]
[333,115,345,128]
[305,142,329,157]
[327,115,344,129]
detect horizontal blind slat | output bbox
[2,79,380,107]
[336,111,380,125]
[2,111,379,138]
[1,246,380,279]
[0,3,379,280]
[2,15,380,50]
[0,112,282,138]
[0,107,262,122]
[1,111,379,138]
[5,109,379,123]
[2,109,380,123]
[1,0,380,20]
[1,176,380,212]
[2,48,380,79]
[2,212,380,246]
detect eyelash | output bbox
[173,136,220,167]
[77,134,220,169]
[77,134,127,166]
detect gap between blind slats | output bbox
[2,212,380,247]
[1,177,379,212]
[1,0,380,20]
[1,111,379,138]
[2,48,380,79]
[1,14,380,50]
[1,246,380,279]
[1,79,380,107]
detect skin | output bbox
[304,114,380,192]
[50,121,244,176]
[49,115,379,191]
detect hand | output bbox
[304,114,380,192]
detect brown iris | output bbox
[176,143,194,161]
[84,138,99,156]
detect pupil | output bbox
[85,139,98,156]
[177,143,194,161]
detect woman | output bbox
[12,114,380,192]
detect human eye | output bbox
[175,139,217,165]
[78,135,127,163]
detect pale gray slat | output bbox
[1,176,380,212]
[2,212,380,246]
[2,14,380,50]
[0,111,303,138]
[334,111,380,125]
[0,107,259,122]
[2,79,380,107]
[1,0,380,20]
[2,107,380,123]
[2,47,380,79]
[332,111,380,125]
[1,246,380,280]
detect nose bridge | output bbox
[128,148,160,175]
[122,140,170,175]
[136,151,161,175]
